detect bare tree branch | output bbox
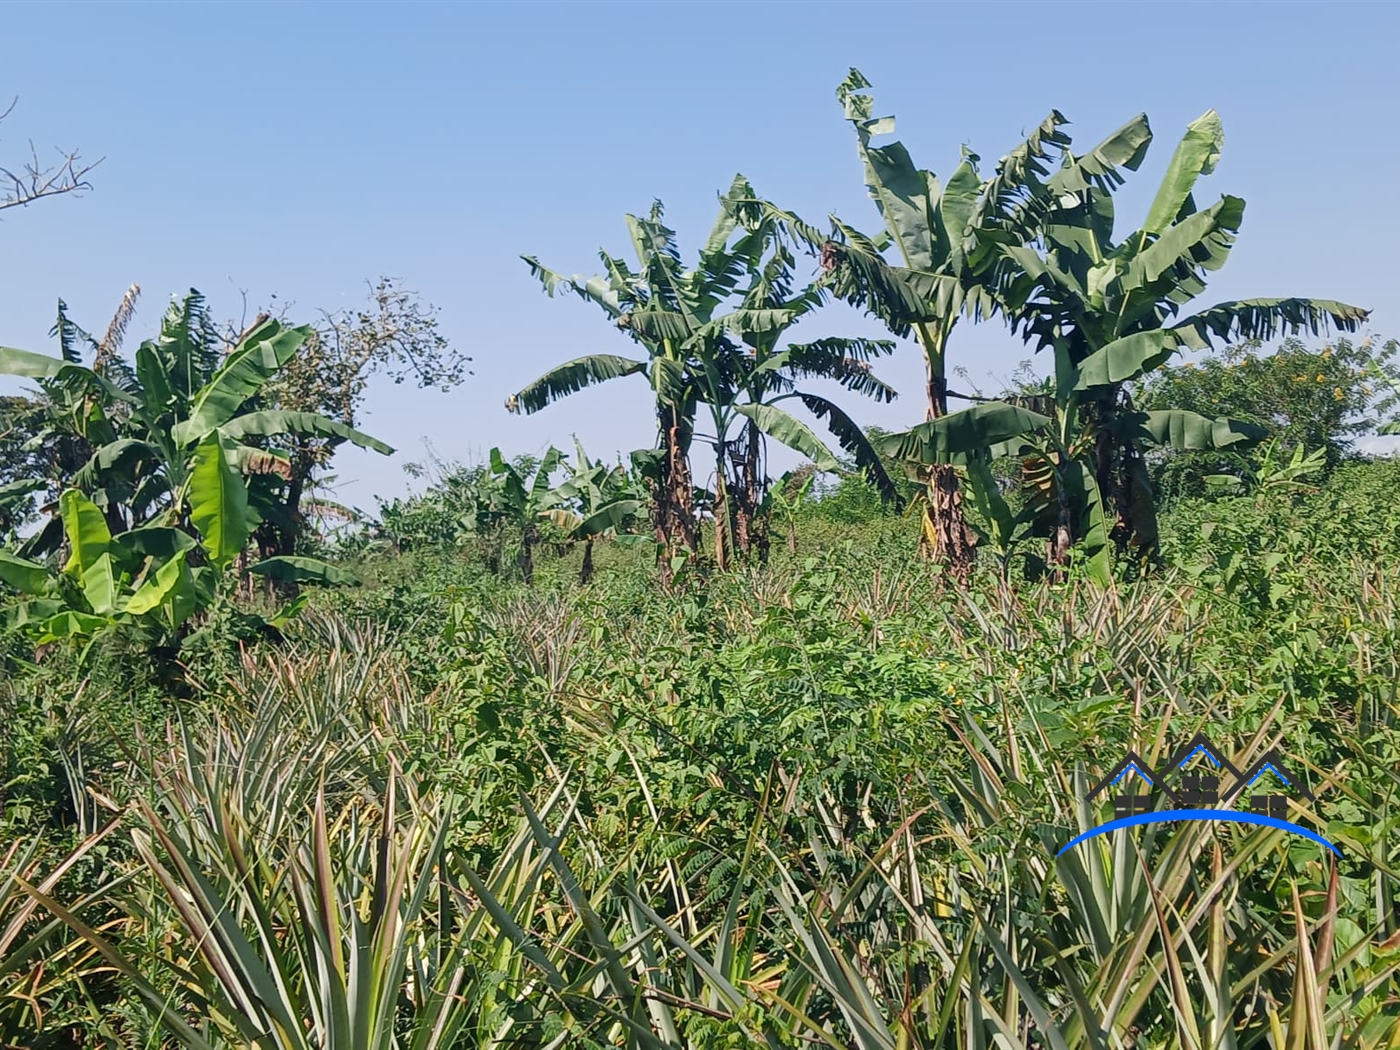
[0,97,103,213]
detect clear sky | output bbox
[2,0,1396,512]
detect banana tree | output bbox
[509,179,897,578]
[744,71,1144,581]
[992,108,1368,559]
[875,383,1266,583]
[479,446,564,584]
[544,439,646,583]
[0,487,348,660]
[1203,436,1329,502]
[782,70,1080,582]
[4,293,393,562]
[0,300,141,545]
[1,296,390,647]
[695,185,899,567]
[507,202,708,578]
[758,469,816,554]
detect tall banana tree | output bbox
[509,180,896,577]
[694,189,899,568]
[742,70,1144,581]
[790,70,1079,582]
[507,201,709,578]
[991,108,1369,562]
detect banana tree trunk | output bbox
[653,407,698,585]
[1048,453,1073,583]
[713,469,732,573]
[922,371,975,586]
[731,416,768,564]
[580,535,594,584]
[261,469,307,601]
[519,522,537,585]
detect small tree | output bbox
[479,447,563,585]
[249,277,471,561]
[1137,336,1400,498]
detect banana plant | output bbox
[0,488,335,658]
[989,108,1368,562]
[1,295,389,649]
[731,71,1096,581]
[695,183,899,569]
[507,201,713,576]
[478,446,565,584]
[510,179,897,579]
[758,469,816,554]
[544,439,646,583]
[1369,360,1400,436]
[4,293,391,553]
[869,107,1363,581]
[1204,436,1329,502]
[813,70,1079,582]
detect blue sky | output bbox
[2,0,1396,512]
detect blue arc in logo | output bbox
[1056,810,1341,858]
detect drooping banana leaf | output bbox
[733,403,842,474]
[963,456,1022,557]
[878,403,1052,465]
[547,499,644,539]
[216,410,393,455]
[35,610,110,644]
[112,524,197,562]
[507,355,648,415]
[0,550,51,596]
[246,555,358,587]
[0,346,135,402]
[1130,410,1266,450]
[794,393,900,504]
[1171,297,1369,350]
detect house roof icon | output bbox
[1224,748,1314,803]
[1085,734,1313,807]
[1086,750,1166,801]
[1163,732,1243,783]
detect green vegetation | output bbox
[3,70,1400,1049]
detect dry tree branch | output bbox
[0,97,104,213]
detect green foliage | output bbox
[511,179,900,572]
[1137,335,1400,500]
[3,462,1400,1046]
[0,296,390,659]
